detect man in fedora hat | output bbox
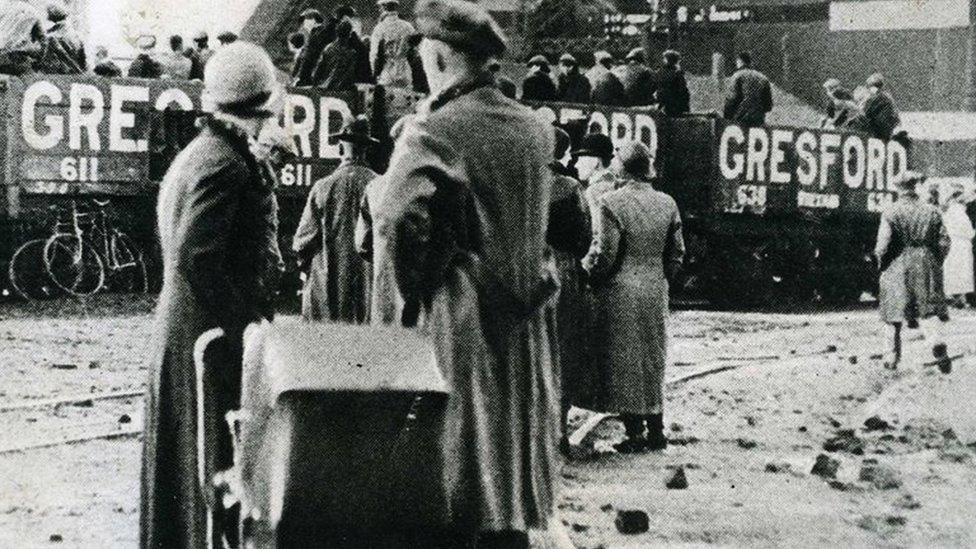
[520,53,557,101]
[143,41,285,549]
[613,47,655,106]
[294,114,379,323]
[376,0,563,545]
[371,0,416,88]
[128,34,163,79]
[875,171,952,373]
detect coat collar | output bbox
[421,71,496,115]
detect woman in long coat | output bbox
[142,42,283,549]
[875,171,950,371]
[548,127,595,448]
[941,185,975,306]
[583,141,685,453]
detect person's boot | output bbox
[933,343,952,374]
[614,415,647,454]
[645,414,667,451]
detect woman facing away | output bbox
[582,141,685,453]
[941,183,975,308]
[875,171,953,373]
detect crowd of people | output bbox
[142,1,692,546]
[821,72,905,143]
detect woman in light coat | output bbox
[942,184,975,306]
[583,141,685,453]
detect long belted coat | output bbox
[875,193,948,323]
[584,179,684,415]
[376,77,561,534]
[356,175,406,325]
[294,159,377,324]
[141,119,282,549]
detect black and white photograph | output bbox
[0,0,975,547]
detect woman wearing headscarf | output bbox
[583,141,685,453]
[875,171,952,373]
[941,183,975,308]
[0,2,45,76]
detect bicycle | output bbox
[42,200,148,297]
[8,238,61,301]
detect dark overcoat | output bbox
[293,160,377,323]
[310,38,359,91]
[590,70,626,106]
[864,91,901,140]
[376,77,560,533]
[141,119,282,549]
[128,53,163,79]
[723,68,773,127]
[654,66,690,116]
[557,71,592,104]
[520,71,558,102]
[548,170,597,410]
[613,63,655,106]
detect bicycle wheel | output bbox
[8,239,61,301]
[44,234,105,296]
[106,232,148,294]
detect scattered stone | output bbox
[737,438,758,449]
[942,429,958,441]
[49,534,63,543]
[765,462,792,474]
[71,399,94,408]
[615,510,649,535]
[894,494,921,510]
[827,417,842,428]
[886,516,907,526]
[88,361,101,369]
[51,364,77,370]
[857,515,906,532]
[669,436,700,446]
[824,430,865,455]
[745,416,757,427]
[849,356,858,365]
[670,422,683,433]
[870,353,884,360]
[666,467,689,489]
[811,454,840,479]
[600,503,613,513]
[798,426,808,433]
[571,523,589,533]
[939,449,970,463]
[879,434,896,442]
[859,462,902,490]
[118,414,132,424]
[825,345,838,353]
[864,416,892,432]
[827,480,856,491]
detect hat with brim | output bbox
[625,47,645,63]
[866,72,884,88]
[378,0,400,5]
[333,115,380,145]
[559,53,577,66]
[193,31,208,42]
[300,8,324,21]
[574,132,614,160]
[527,54,549,68]
[414,0,506,60]
[217,31,238,43]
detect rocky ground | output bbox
[0,296,974,548]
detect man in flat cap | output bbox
[371,0,416,88]
[520,54,557,102]
[613,47,655,107]
[376,0,562,546]
[723,51,773,127]
[292,8,331,86]
[653,49,690,116]
[556,52,591,103]
[589,52,626,106]
[294,115,379,323]
[216,31,238,46]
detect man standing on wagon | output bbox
[142,42,284,549]
[377,0,563,545]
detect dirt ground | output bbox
[1,296,975,548]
